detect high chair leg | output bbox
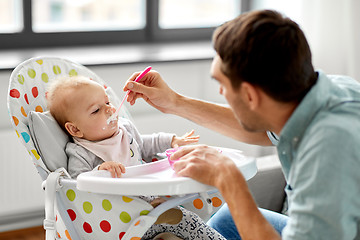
[43,168,77,240]
[43,171,62,240]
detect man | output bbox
[124,10,360,239]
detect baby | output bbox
[46,76,225,240]
[46,75,199,179]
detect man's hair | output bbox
[46,76,93,131]
[212,10,317,102]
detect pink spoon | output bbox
[107,66,152,124]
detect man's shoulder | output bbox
[327,74,360,100]
[308,110,360,141]
[313,73,360,131]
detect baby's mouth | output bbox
[106,112,118,125]
[109,116,117,123]
[107,114,118,127]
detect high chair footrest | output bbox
[43,219,55,230]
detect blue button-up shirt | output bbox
[268,71,360,239]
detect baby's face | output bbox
[67,81,118,141]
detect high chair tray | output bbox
[76,148,257,195]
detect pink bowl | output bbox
[165,148,181,169]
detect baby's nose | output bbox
[111,106,116,113]
[106,106,115,114]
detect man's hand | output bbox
[124,70,180,114]
[99,161,126,178]
[171,145,237,187]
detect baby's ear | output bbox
[65,122,83,138]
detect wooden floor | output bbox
[0,226,45,240]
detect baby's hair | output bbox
[46,75,94,131]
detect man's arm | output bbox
[174,94,271,145]
[124,71,271,146]
[217,161,281,240]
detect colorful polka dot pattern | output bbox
[174,192,225,222]
[193,196,223,209]
[63,187,153,239]
[7,57,145,239]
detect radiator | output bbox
[0,129,44,230]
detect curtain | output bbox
[301,0,360,81]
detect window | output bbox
[0,0,248,49]
[159,0,241,29]
[0,0,23,33]
[252,0,303,24]
[32,0,145,32]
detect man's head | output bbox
[47,76,118,141]
[212,9,317,103]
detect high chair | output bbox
[7,57,257,240]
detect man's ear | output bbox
[241,82,260,110]
[65,122,83,138]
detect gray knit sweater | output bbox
[65,118,175,179]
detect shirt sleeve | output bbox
[119,117,175,161]
[65,142,103,179]
[140,132,175,160]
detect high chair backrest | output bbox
[7,57,130,180]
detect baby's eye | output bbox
[92,108,100,114]
[106,101,110,105]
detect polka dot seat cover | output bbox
[7,57,157,240]
[7,57,225,240]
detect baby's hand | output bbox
[171,130,200,148]
[99,161,126,178]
